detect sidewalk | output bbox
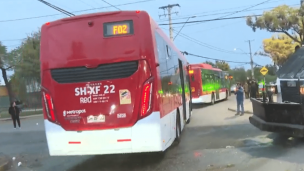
[0,114,42,121]
[0,155,10,171]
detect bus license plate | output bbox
[87,115,105,123]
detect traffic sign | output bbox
[260,66,268,75]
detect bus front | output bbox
[40,11,161,156]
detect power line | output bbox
[176,0,271,28]
[158,14,262,25]
[0,0,154,23]
[37,0,75,17]
[173,30,247,55]
[101,0,121,11]
[161,26,246,55]
[219,0,272,19]
[182,51,249,64]
[157,0,294,22]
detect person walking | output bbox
[8,101,21,129]
[244,82,249,99]
[235,84,245,116]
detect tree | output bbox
[215,61,230,71]
[14,31,41,81]
[246,5,303,44]
[256,34,300,67]
[0,42,17,103]
[205,61,216,67]
[229,67,247,83]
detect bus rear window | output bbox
[103,20,134,37]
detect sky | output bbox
[0,0,300,84]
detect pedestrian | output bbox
[8,101,21,129]
[250,80,257,98]
[235,84,245,116]
[244,82,249,99]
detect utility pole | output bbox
[159,4,180,41]
[246,40,255,79]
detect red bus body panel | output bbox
[40,11,189,132]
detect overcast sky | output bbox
[0,0,300,84]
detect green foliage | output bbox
[246,5,303,44]
[14,31,41,81]
[257,34,300,66]
[6,30,41,102]
[205,60,230,71]
[215,61,230,71]
[205,61,216,67]
[229,67,247,84]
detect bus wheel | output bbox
[175,111,181,144]
[211,94,215,105]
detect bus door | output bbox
[178,59,187,121]
[214,74,220,100]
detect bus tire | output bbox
[175,110,181,144]
[211,93,215,105]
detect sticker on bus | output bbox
[87,115,105,123]
[119,89,131,104]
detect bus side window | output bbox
[191,75,195,81]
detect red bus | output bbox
[40,11,192,156]
[189,63,229,104]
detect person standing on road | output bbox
[250,80,257,98]
[235,84,245,116]
[8,101,21,129]
[244,82,249,99]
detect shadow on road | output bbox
[239,132,304,164]
[68,124,266,171]
[68,151,168,171]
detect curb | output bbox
[228,108,253,114]
[0,156,11,171]
[0,114,43,121]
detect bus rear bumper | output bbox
[44,112,163,156]
[192,95,211,103]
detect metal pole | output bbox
[168,7,173,41]
[247,40,255,79]
[159,4,180,42]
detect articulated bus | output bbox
[189,63,229,104]
[40,11,191,156]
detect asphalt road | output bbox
[1,97,304,171]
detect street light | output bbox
[233,48,247,54]
[173,15,196,41]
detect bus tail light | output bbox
[191,87,195,92]
[43,92,56,122]
[140,77,154,118]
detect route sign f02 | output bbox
[260,66,268,76]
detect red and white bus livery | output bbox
[189,63,229,104]
[40,11,191,156]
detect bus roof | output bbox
[45,11,139,24]
[189,63,222,71]
[42,10,188,63]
